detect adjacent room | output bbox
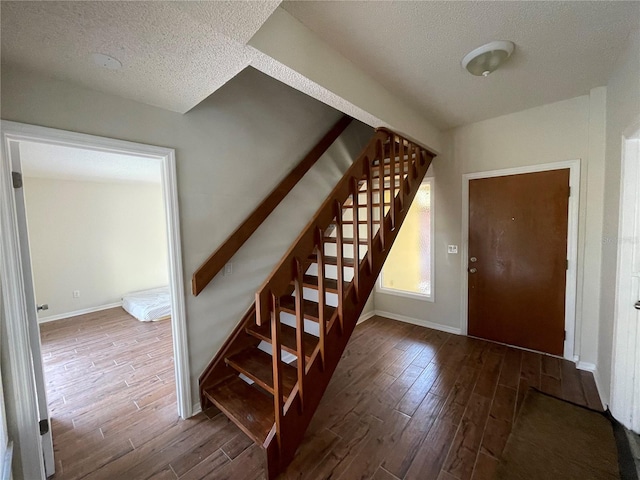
[18,141,178,477]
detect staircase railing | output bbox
[253,128,435,474]
[191,115,353,296]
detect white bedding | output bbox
[122,286,171,322]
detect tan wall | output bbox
[22,177,168,321]
[599,29,640,405]
[1,64,373,409]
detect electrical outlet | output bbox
[73,290,80,298]
[447,245,458,254]
[224,263,233,276]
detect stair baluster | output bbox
[199,128,436,479]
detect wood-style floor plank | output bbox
[42,312,601,480]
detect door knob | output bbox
[635,301,640,310]
[468,268,477,274]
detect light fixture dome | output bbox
[462,41,514,77]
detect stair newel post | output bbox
[365,158,374,274]
[314,228,326,369]
[293,258,305,411]
[269,292,283,448]
[348,180,359,302]
[389,133,396,231]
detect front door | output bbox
[468,169,570,356]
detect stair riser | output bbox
[323,242,367,260]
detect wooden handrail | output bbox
[192,115,353,296]
[197,124,436,477]
[250,127,435,472]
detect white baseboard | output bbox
[374,310,462,335]
[575,360,609,409]
[591,368,609,409]
[191,403,202,417]
[576,361,596,372]
[357,310,376,325]
[38,302,122,323]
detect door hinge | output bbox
[12,171,23,189]
[39,419,49,435]
[566,259,569,270]
[564,330,567,341]
[568,186,571,197]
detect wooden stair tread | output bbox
[295,274,349,293]
[342,202,389,208]
[329,220,377,226]
[202,376,274,445]
[323,236,368,244]
[308,254,356,267]
[226,348,297,401]
[246,322,318,361]
[279,296,336,323]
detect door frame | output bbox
[610,117,640,431]
[461,159,581,360]
[0,121,191,478]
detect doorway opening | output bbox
[0,121,190,478]
[461,160,580,360]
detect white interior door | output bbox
[611,133,640,433]
[9,140,55,476]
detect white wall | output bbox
[599,29,640,405]
[249,8,443,154]
[375,91,607,368]
[22,177,167,321]
[0,64,373,417]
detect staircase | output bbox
[198,128,436,478]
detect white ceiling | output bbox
[20,141,162,184]
[1,1,638,130]
[0,1,279,113]
[282,1,639,128]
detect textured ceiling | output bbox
[20,141,161,184]
[3,1,638,131]
[282,1,640,128]
[1,1,279,113]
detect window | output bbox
[379,178,434,301]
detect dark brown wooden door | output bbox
[468,169,570,355]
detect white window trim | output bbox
[378,176,435,303]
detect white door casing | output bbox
[611,121,640,433]
[9,141,55,476]
[0,120,191,479]
[461,159,581,361]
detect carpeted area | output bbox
[495,389,622,479]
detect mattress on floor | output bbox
[122,286,171,322]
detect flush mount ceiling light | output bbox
[91,53,122,70]
[462,41,514,77]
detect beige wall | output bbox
[375,91,607,369]
[22,177,168,321]
[1,64,373,409]
[599,29,640,404]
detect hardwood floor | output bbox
[40,311,602,480]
